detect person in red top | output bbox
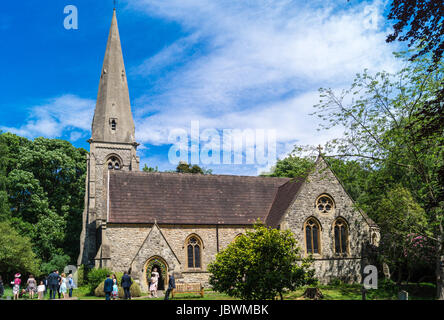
[12,273,21,300]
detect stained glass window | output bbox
[306,219,320,254]
[187,236,202,268]
[334,219,348,255]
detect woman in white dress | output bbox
[149,268,159,298]
[59,273,68,299]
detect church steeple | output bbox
[91,9,136,144]
[78,9,139,268]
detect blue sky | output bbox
[0,0,401,175]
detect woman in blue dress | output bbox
[59,273,68,299]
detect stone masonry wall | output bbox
[281,158,373,283]
[106,224,248,290]
[104,158,376,288]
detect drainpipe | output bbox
[216,224,219,253]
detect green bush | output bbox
[40,254,70,275]
[367,278,398,300]
[94,272,142,298]
[87,268,111,292]
[328,277,344,286]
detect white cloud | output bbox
[4,1,401,176]
[126,0,400,161]
[1,95,94,140]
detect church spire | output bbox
[91,9,136,144]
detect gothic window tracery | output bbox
[107,156,121,170]
[316,194,335,213]
[305,218,321,254]
[333,218,348,255]
[186,235,202,269]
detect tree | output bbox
[386,0,444,159]
[0,133,87,266]
[376,186,430,283]
[313,53,444,298]
[386,0,443,64]
[261,150,315,179]
[208,223,317,300]
[176,161,212,174]
[0,221,40,277]
[40,254,70,275]
[142,164,158,172]
[0,134,10,220]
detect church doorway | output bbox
[144,256,168,291]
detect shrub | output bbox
[208,222,317,300]
[94,272,142,298]
[328,277,344,287]
[87,268,111,292]
[40,254,70,275]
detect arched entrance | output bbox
[144,256,168,291]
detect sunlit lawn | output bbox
[1,283,436,300]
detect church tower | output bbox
[78,9,140,268]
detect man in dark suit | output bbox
[164,272,176,300]
[47,270,59,299]
[121,271,133,300]
[104,274,113,301]
[57,272,61,299]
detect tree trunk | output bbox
[279,292,284,300]
[303,288,323,300]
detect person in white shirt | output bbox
[37,281,46,300]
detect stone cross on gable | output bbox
[317,144,323,155]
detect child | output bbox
[112,277,118,300]
[37,281,46,300]
[11,273,21,300]
[27,275,37,299]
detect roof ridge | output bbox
[111,170,290,180]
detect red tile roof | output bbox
[108,171,295,225]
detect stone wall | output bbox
[106,224,249,291]
[280,158,375,282]
[312,259,363,284]
[77,140,139,267]
[102,158,378,289]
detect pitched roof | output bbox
[265,178,305,227]
[108,171,291,225]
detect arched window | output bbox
[186,236,202,268]
[316,194,335,214]
[305,218,321,254]
[107,156,121,170]
[333,218,348,255]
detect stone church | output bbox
[78,10,379,292]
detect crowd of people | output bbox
[103,271,133,300]
[0,270,76,300]
[0,269,176,300]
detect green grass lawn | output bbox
[284,282,436,300]
[1,282,437,300]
